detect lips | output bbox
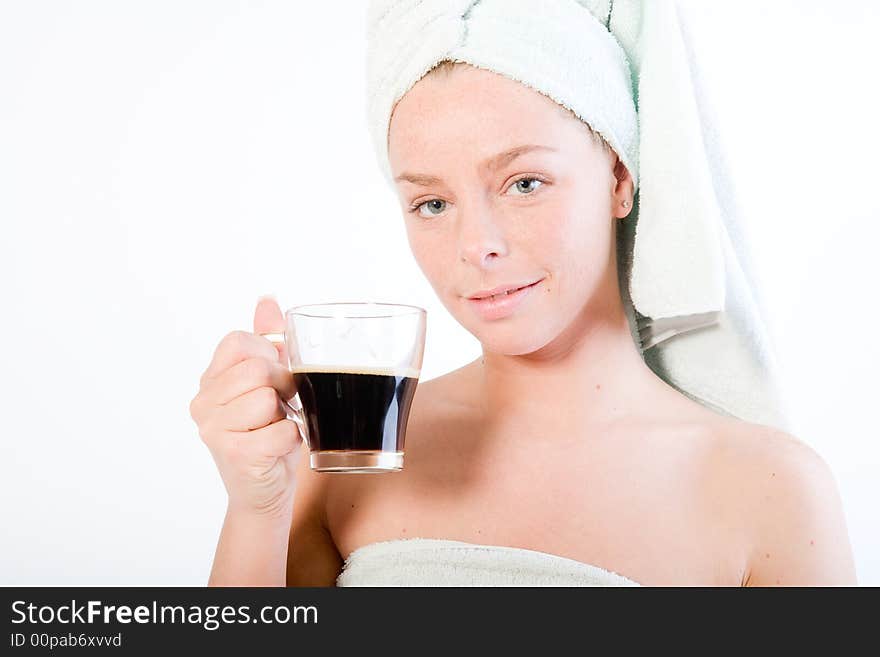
[465,279,542,321]
[475,284,532,301]
[468,280,541,300]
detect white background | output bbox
[1,1,877,585]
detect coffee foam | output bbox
[290,363,420,379]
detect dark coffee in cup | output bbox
[292,365,419,470]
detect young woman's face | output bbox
[388,63,631,356]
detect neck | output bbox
[473,280,662,437]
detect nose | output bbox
[456,198,509,266]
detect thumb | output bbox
[253,295,288,364]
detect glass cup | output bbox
[260,302,427,473]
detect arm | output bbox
[743,433,858,586]
[209,445,341,587]
[209,503,293,587]
[208,445,305,587]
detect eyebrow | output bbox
[394,144,558,186]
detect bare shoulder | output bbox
[706,419,823,478]
[405,361,483,442]
[416,360,482,409]
[708,419,857,586]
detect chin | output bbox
[481,336,550,356]
[463,315,554,356]
[445,287,553,353]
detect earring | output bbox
[622,199,629,208]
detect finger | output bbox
[235,419,303,458]
[215,386,286,432]
[253,295,288,365]
[202,356,298,407]
[201,329,279,385]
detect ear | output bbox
[611,154,635,219]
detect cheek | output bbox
[520,197,587,262]
[533,199,612,290]
[406,227,450,284]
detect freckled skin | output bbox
[295,62,858,589]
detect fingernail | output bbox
[257,293,277,303]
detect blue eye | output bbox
[506,177,543,196]
[412,199,447,218]
[409,177,543,218]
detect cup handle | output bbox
[257,331,310,449]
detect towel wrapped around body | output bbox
[336,538,641,587]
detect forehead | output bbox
[388,64,584,165]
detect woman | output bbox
[189,14,857,587]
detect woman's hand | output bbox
[189,296,304,519]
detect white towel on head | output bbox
[366,0,640,191]
[365,0,790,430]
